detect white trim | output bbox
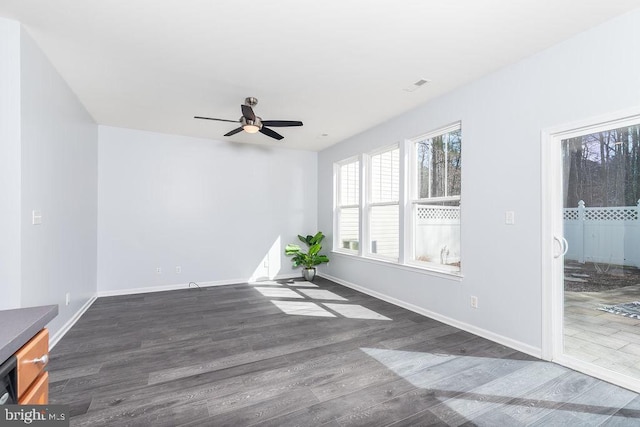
[409,121,462,143]
[544,106,640,140]
[368,200,399,207]
[359,153,366,257]
[333,161,339,252]
[555,354,640,394]
[412,195,461,204]
[97,274,301,297]
[541,125,567,362]
[541,106,640,382]
[540,127,554,361]
[399,138,409,265]
[368,142,400,157]
[330,250,463,280]
[365,252,399,264]
[335,154,360,167]
[49,295,98,349]
[403,259,462,276]
[320,272,540,358]
[334,247,358,255]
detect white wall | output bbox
[4,24,98,337]
[97,126,317,293]
[0,18,22,310]
[318,9,640,354]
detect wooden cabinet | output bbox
[18,371,48,405]
[14,328,49,405]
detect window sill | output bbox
[330,250,464,281]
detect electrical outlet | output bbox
[65,292,70,306]
[156,267,162,274]
[470,296,478,309]
[175,266,181,274]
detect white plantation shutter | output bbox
[368,146,400,260]
[336,159,360,250]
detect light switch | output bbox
[505,211,515,225]
[32,210,42,225]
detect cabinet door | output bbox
[15,328,49,399]
[18,371,48,405]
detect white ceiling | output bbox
[1,0,640,151]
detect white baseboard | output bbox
[320,273,542,359]
[49,294,98,349]
[97,274,301,297]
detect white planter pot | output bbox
[302,268,316,281]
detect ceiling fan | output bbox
[194,97,303,141]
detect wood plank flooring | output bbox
[48,277,640,426]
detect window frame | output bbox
[407,122,462,274]
[365,143,401,262]
[331,121,463,279]
[334,156,361,255]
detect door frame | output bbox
[541,106,640,393]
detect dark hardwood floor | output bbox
[48,277,640,426]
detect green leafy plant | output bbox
[285,231,330,269]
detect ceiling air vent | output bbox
[403,79,431,92]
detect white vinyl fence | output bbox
[563,200,640,268]
[415,205,460,265]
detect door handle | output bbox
[553,236,561,258]
[560,236,569,256]
[553,236,568,258]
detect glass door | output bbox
[555,117,640,392]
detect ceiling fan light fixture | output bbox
[194,97,302,141]
[243,124,260,134]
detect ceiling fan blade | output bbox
[194,116,240,123]
[259,127,284,140]
[224,127,244,137]
[261,120,303,127]
[241,105,256,121]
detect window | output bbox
[368,146,400,260]
[410,123,461,272]
[336,158,360,252]
[333,121,462,276]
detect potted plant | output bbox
[285,231,330,281]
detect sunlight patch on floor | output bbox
[271,300,336,317]
[298,289,348,301]
[288,280,319,287]
[359,347,639,424]
[254,287,304,298]
[252,281,393,321]
[324,303,391,320]
[248,280,283,286]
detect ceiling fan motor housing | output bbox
[244,97,258,107]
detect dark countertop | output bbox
[0,305,58,363]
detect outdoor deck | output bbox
[564,284,640,379]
